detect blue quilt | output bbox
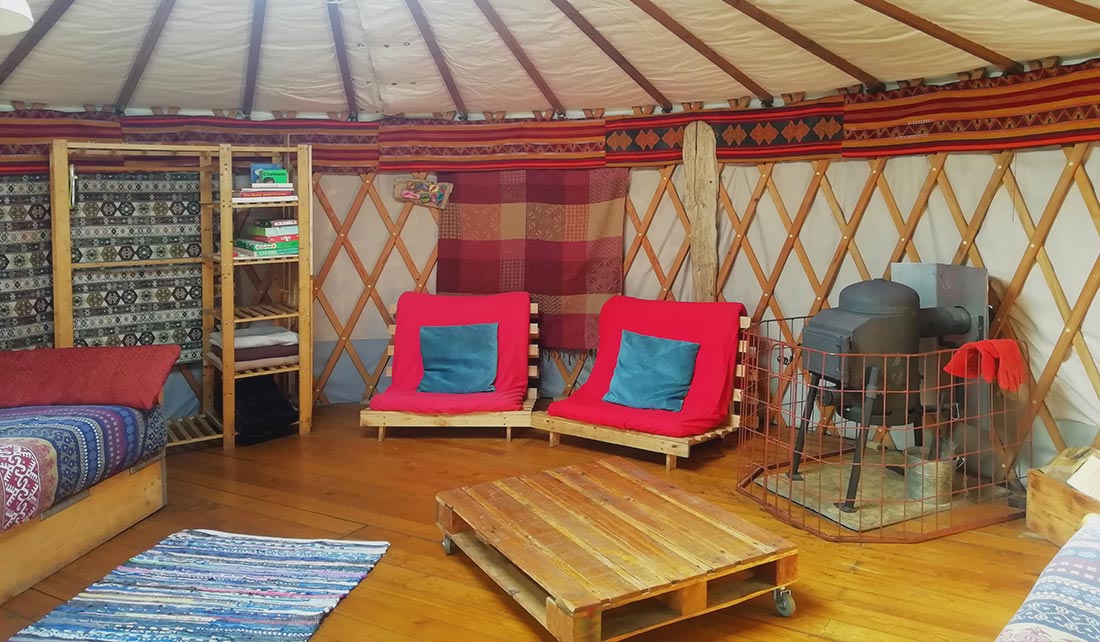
[0,405,165,531]
[997,518,1100,642]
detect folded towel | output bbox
[212,343,299,361]
[209,353,300,373]
[943,339,1025,391]
[211,326,299,349]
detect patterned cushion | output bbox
[996,519,1100,642]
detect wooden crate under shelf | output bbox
[166,414,223,448]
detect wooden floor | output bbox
[1,404,1056,641]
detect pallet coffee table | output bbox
[436,458,798,642]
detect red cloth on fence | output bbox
[547,296,746,438]
[943,339,1025,391]
[369,291,531,414]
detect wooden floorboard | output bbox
[0,404,1056,641]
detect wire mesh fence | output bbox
[737,317,1030,543]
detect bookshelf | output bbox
[47,140,313,450]
[202,144,313,449]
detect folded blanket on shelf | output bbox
[209,353,300,373]
[211,326,299,349]
[212,343,299,361]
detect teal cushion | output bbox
[603,330,700,412]
[418,323,498,394]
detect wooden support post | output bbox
[218,145,237,449]
[683,120,718,302]
[199,153,215,418]
[296,145,314,435]
[49,139,74,347]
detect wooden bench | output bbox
[531,315,752,470]
[436,457,798,642]
[360,302,540,442]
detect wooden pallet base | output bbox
[436,458,798,642]
[530,412,738,470]
[443,529,794,642]
[360,399,535,442]
[0,456,167,604]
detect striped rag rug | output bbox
[11,529,390,642]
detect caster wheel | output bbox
[441,535,455,556]
[773,588,795,617]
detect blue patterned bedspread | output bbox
[0,405,165,532]
[997,518,1100,642]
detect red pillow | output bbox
[0,345,181,410]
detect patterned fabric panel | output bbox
[996,518,1100,642]
[0,174,52,351]
[72,264,203,363]
[70,173,203,363]
[73,173,202,265]
[0,405,166,532]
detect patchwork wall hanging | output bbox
[437,167,628,350]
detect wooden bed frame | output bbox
[0,455,167,604]
[531,315,752,471]
[360,302,540,442]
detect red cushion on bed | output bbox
[0,345,181,410]
[369,389,522,414]
[370,291,531,412]
[547,296,746,438]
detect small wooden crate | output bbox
[1027,447,1100,546]
[436,458,798,642]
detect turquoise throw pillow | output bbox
[417,323,498,394]
[603,330,701,412]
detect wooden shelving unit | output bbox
[48,141,313,450]
[203,144,313,449]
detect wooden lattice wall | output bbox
[308,144,1100,462]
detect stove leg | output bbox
[789,373,821,480]
[836,366,880,514]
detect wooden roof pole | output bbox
[406,0,467,117]
[549,0,672,111]
[1026,0,1100,23]
[720,0,883,90]
[326,0,359,120]
[241,0,268,117]
[852,0,1023,72]
[472,0,565,115]
[116,0,177,113]
[0,0,77,90]
[630,0,771,103]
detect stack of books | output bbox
[233,219,299,258]
[231,163,297,204]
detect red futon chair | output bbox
[360,291,538,441]
[534,295,749,469]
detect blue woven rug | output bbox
[12,529,389,642]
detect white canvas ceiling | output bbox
[0,0,1097,118]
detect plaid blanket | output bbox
[437,168,627,350]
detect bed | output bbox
[0,345,177,604]
[996,514,1100,642]
[0,404,166,532]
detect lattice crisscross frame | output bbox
[306,144,1099,462]
[311,172,438,403]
